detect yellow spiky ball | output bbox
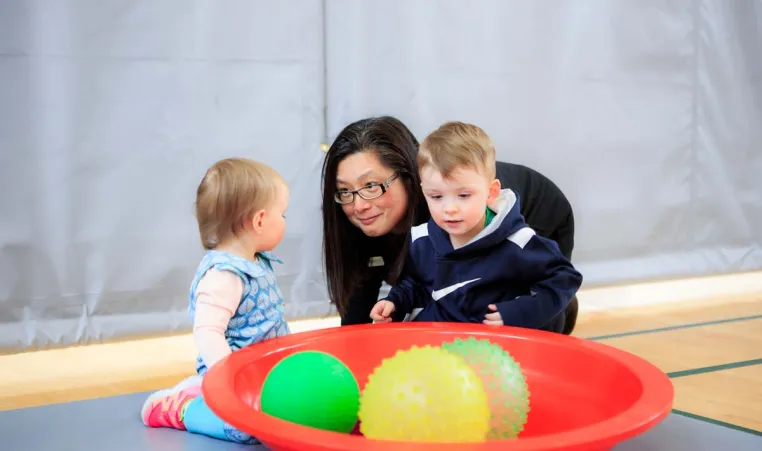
[358,344,491,442]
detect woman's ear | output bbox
[487,178,501,205]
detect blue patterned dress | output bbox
[189,249,291,376]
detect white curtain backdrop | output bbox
[1,0,761,350]
[0,0,327,349]
[326,0,762,286]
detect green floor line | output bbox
[584,313,762,341]
[667,358,762,378]
[581,314,762,436]
[673,409,762,436]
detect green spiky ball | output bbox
[442,337,530,440]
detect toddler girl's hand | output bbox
[370,300,395,323]
[483,304,503,326]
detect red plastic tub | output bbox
[203,322,673,451]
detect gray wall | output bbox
[1,0,761,351]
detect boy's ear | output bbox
[487,178,501,205]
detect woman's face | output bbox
[335,151,409,237]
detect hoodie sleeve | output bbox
[385,274,419,316]
[384,250,429,317]
[493,233,583,329]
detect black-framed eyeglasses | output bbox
[334,172,399,204]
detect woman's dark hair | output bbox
[321,116,429,316]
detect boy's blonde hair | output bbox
[195,158,284,250]
[418,121,496,179]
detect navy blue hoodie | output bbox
[385,189,583,330]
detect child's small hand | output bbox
[483,304,503,326]
[370,300,395,323]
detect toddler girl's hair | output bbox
[195,158,284,250]
[418,121,496,179]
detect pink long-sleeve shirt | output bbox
[192,268,243,369]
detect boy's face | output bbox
[420,164,501,245]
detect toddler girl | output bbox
[141,157,291,444]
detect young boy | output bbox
[369,121,583,332]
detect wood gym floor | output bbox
[1,272,761,437]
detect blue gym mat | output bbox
[2,392,761,450]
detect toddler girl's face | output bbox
[260,181,289,251]
[420,165,500,245]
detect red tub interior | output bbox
[203,322,673,451]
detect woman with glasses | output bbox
[320,116,579,334]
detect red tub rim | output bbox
[202,322,674,451]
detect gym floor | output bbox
[1,271,761,436]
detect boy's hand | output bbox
[483,304,503,326]
[370,300,395,323]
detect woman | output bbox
[321,116,579,334]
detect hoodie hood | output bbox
[428,189,529,256]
